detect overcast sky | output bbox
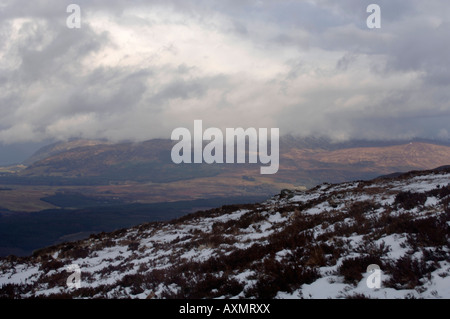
[1,0,449,151]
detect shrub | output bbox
[385,255,437,289]
[127,241,140,251]
[188,274,243,299]
[425,184,450,199]
[58,244,90,259]
[305,245,326,267]
[338,255,382,285]
[161,273,244,299]
[244,258,320,299]
[46,270,71,289]
[119,273,145,295]
[394,191,427,210]
[348,201,380,217]
[405,216,449,248]
[40,259,65,272]
[0,283,27,299]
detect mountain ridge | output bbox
[0,137,449,212]
[14,138,450,185]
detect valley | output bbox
[0,137,449,257]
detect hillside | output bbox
[18,139,450,181]
[1,138,450,212]
[22,139,113,166]
[1,167,448,299]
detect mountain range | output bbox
[1,136,449,212]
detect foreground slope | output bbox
[0,167,449,299]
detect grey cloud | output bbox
[336,53,359,71]
[66,68,152,116]
[148,75,228,107]
[0,0,449,145]
[313,1,450,83]
[386,22,450,82]
[17,25,109,83]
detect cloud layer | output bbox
[0,0,449,144]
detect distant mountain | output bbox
[279,135,450,151]
[21,139,172,177]
[1,166,448,299]
[0,137,448,212]
[22,139,113,166]
[18,137,450,182]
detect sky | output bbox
[0,0,450,163]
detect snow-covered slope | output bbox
[1,167,449,299]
